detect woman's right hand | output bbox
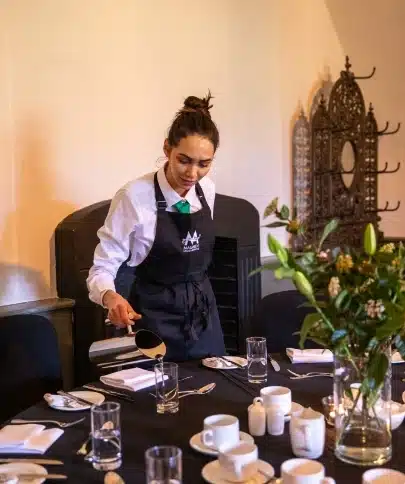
[102,290,142,328]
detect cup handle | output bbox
[201,429,214,448]
[321,478,335,484]
[253,397,264,405]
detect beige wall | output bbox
[1,0,404,305]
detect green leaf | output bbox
[274,267,295,280]
[299,313,322,349]
[331,329,348,345]
[267,234,283,255]
[264,198,279,218]
[376,303,405,339]
[280,205,290,220]
[298,300,327,308]
[368,352,389,391]
[263,221,289,228]
[318,219,339,250]
[296,252,316,271]
[334,289,349,310]
[248,262,279,277]
[276,248,289,267]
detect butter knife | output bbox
[83,385,136,403]
[268,354,280,372]
[221,356,245,369]
[0,458,63,465]
[57,390,94,406]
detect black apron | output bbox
[128,173,226,361]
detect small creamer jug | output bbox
[248,397,266,436]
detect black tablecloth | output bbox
[4,357,405,483]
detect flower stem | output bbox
[313,304,360,374]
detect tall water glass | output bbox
[91,401,121,471]
[155,362,179,414]
[145,445,182,484]
[246,337,267,383]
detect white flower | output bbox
[328,277,341,297]
[317,250,329,262]
[365,299,385,319]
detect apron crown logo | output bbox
[182,230,201,253]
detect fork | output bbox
[287,369,333,379]
[11,417,85,428]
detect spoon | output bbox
[178,383,216,398]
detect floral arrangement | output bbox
[257,197,405,398]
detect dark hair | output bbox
[167,91,219,151]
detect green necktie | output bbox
[173,200,190,214]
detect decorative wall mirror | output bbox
[292,57,401,251]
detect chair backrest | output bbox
[55,193,262,384]
[0,314,62,422]
[249,290,320,353]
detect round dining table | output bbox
[3,356,405,483]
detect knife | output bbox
[99,358,152,370]
[268,354,280,372]
[221,356,246,369]
[82,385,137,403]
[0,458,63,465]
[57,390,94,406]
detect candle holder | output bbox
[321,395,335,427]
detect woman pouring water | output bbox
[87,93,226,361]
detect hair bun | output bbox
[182,92,213,117]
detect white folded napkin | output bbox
[286,348,334,363]
[0,424,63,454]
[100,367,165,392]
[392,351,405,364]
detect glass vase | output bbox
[333,350,392,466]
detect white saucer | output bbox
[203,356,248,370]
[190,431,254,456]
[285,402,304,422]
[0,462,47,483]
[46,391,105,411]
[202,459,275,483]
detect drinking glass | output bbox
[246,337,267,383]
[154,362,179,414]
[91,401,121,470]
[145,445,182,484]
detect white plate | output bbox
[0,462,47,484]
[202,459,275,484]
[285,402,304,422]
[190,431,254,456]
[48,391,105,411]
[202,357,248,370]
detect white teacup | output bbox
[290,407,325,459]
[218,441,258,482]
[362,468,405,484]
[281,458,335,484]
[201,414,239,450]
[255,386,292,415]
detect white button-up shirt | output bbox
[86,166,215,306]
